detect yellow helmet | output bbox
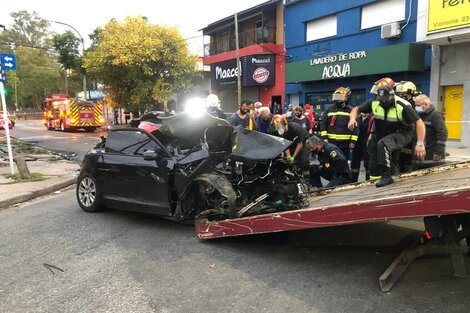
[370,77,395,94]
[395,81,417,96]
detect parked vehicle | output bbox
[0,111,13,129]
[76,111,308,222]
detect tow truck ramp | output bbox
[196,161,470,291]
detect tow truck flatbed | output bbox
[195,161,470,291]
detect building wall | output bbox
[284,0,430,112]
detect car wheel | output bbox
[76,173,103,212]
[60,121,65,131]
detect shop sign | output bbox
[309,51,367,79]
[428,0,470,33]
[211,54,275,90]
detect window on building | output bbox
[220,31,230,52]
[255,20,268,43]
[306,15,337,42]
[361,0,406,30]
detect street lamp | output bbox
[48,20,87,100]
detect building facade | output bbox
[202,0,285,113]
[416,0,470,145]
[284,0,430,116]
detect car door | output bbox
[99,129,173,216]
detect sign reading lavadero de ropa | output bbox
[428,0,470,33]
[285,43,425,83]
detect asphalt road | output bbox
[0,189,469,313]
[2,119,470,312]
[8,120,107,162]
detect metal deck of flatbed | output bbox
[196,161,470,239]
[195,161,470,291]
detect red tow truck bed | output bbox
[196,161,470,239]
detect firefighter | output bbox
[367,77,397,181]
[348,85,426,187]
[305,135,351,188]
[350,113,373,182]
[320,87,358,160]
[395,81,419,172]
[272,114,310,177]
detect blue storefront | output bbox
[284,0,430,115]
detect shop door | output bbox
[444,85,464,140]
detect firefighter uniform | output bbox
[350,114,373,182]
[309,142,351,188]
[356,87,421,187]
[320,91,358,159]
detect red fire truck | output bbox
[43,94,105,132]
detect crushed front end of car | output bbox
[155,111,309,222]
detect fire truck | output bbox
[43,94,105,132]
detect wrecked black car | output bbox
[76,111,309,222]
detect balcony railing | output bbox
[204,26,277,57]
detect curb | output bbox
[0,176,77,210]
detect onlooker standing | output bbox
[415,94,448,161]
[256,107,273,134]
[229,99,257,130]
[291,106,311,132]
[304,104,315,131]
[350,113,373,182]
[254,101,263,116]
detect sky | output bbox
[0,0,268,55]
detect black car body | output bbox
[77,111,308,222]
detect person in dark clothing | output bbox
[256,107,273,134]
[415,94,448,161]
[206,94,227,120]
[349,85,426,187]
[396,81,419,172]
[229,99,257,130]
[320,87,358,160]
[291,105,311,132]
[306,135,351,188]
[350,113,373,182]
[272,114,310,176]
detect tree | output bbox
[83,17,198,111]
[52,31,82,71]
[0,11,65,109]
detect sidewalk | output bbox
[0,154,79,209]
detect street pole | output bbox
[48,20,87,100]
[0,81,15,175]
[234,12,241,107]
[14,79,18,111]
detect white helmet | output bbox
[206,94,220,108]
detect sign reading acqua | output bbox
[427,0,470,33]
[310,51,367,80]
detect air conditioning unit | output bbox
[381,22,401,39]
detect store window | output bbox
[361,0,405,30]
[305,89,365,117]
[306,15,337,42]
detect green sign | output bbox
[286,43,425,83]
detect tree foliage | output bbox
[1,10,50,48]
[83,17,198,111]
[52,30,82,71]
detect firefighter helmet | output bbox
[370,77,396,94]
[395,81,418,96]
[206,94,220,108]
[332,87,351,102]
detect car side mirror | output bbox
[143,150,159,161]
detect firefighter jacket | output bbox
[418,105,448,159]
[320,105,358,146]
[317,142,351,179]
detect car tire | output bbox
[60,121,65,132]
[76,173,103,213]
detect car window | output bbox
[105,131,161,156]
